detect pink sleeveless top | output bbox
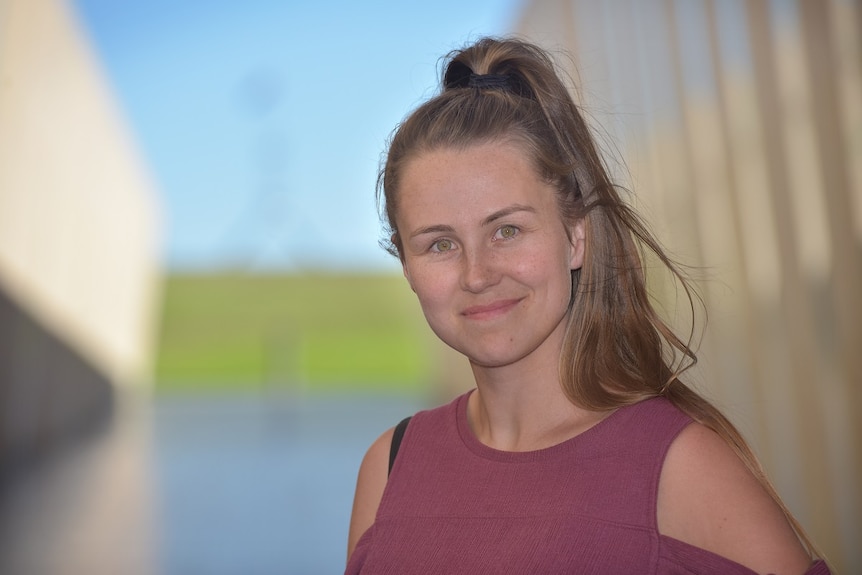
[346,392,830,574]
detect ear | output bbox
[568,219,586,270]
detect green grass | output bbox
[154,272,435,394]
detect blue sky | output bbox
[73,0,522,272]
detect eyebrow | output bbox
[408,204,536,240]
[409,224,454,239]
[482,204,536,226]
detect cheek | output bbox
[409,274,457,343]
[516,241,573,287]
[406,267,450,311]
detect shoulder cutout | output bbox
[347,426,394,562]
[657,422,811,574]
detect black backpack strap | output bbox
[388,416,412,476]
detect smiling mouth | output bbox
[461,298,522,320]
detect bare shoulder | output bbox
[657,422,812,575]
[347,426,395,562]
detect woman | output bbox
[346,37,830,574]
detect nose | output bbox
[460,244,501,293]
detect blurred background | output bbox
[0,0,858,573]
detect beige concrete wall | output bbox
[0,2,161,572]
[516,0,861,572]
[0,0,162,387]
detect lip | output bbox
[461,298,522,320]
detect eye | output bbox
[431,238,454,253]
[495,225,519,240]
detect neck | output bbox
[467,346,609,452]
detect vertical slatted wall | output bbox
[517,0,861,571]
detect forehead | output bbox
[397,140,554,223]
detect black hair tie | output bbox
[444,61,513,92]
[443,61,533,99]
[467,73,512,90]
[443,60,474,88]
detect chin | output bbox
[462,346,531,370]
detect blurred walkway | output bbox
[0,391,424,575]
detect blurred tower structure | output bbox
[516,0,861,571]
[0,0,161,463]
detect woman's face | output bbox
[396,140,584,369]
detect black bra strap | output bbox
[388,416,412,476]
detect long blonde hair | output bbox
[378,36,818,557]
